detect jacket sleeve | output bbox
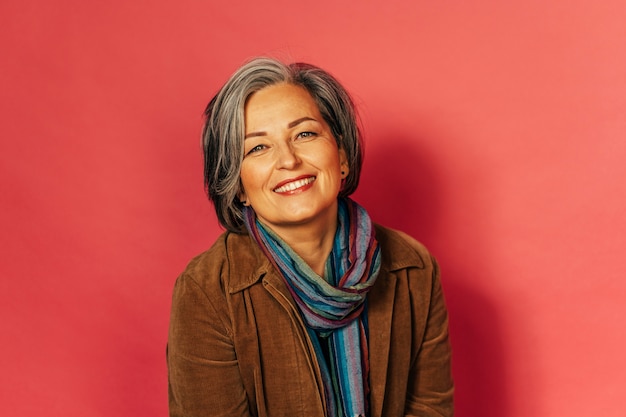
[167,273,252,417]
[405,256,454,417]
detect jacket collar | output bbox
[224,224,426,294]
[375,224,426,272]
[224,231,272,294]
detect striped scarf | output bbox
[244,198,381,417]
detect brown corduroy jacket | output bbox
[167,225,453,417]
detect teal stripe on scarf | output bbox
[244,198,381,417]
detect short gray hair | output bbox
[203,57,363,233]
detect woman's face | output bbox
[240,82,348,234]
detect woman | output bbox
[167,57,453,417]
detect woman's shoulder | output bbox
[176,231,265,294]
[182,232,228,275]
[374,224,436,272]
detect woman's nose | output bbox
[275,141,301,169]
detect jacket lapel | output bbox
[367,270,396,417]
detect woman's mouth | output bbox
[273,176,316,193]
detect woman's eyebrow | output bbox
[288,117,316,128]
[244,131,266,139]
[245,117,318,139]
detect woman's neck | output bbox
[265,216,338,278]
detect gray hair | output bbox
[203,57,363,233]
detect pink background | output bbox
[1,1,625,416]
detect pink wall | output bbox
[1,1,625,416]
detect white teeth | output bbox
[274,177,315,193]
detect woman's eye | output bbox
[296,131,317,139]
[246,144,266,155]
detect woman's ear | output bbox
[238,190,249,206]
[339,148,349,179]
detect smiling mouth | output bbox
[273,176,316,193]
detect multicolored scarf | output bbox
[244,198,381,417]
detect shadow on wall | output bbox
[355,136,510,417]
[353,134,440,240]
[445,272,510,417]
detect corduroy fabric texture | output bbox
[167,225,454,417]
